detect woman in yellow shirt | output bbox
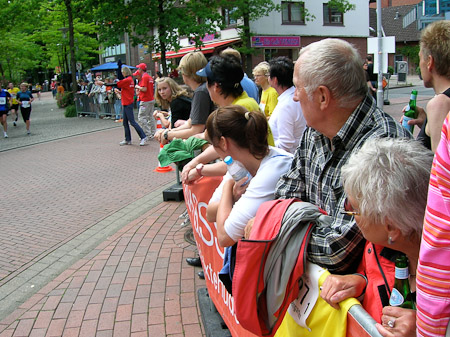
[252,62,278,119]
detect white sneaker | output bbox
[27,130,31,135]
[139,137,148,146]
[4,133,8,138]
[119,140,131,146]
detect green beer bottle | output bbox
[401,89,418,133]
[389,255,416,309]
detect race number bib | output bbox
[287,263,327,331]
[0,97,6,105]
[22,101,30,108]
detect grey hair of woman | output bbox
[298,38,368,108]
[122,67,132,77]
[341,137,433,240]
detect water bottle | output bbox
[401,89,418,133]
[389,255,416,309]
[224,156,252,186]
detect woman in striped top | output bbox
[417,111,450,336]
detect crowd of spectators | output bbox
[151,20,450,337]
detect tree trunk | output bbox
[243,5,252,74]
[158,0,168,76]
[64,0,78,92]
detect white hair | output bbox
[342,138,433,239]
[298,38,368,108]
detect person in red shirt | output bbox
[116,67,148,146]
[134,63,156,140]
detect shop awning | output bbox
[154,38,241,59]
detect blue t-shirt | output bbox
[241,74,260,104]
[16,91,33,109]
[0,89,11,112]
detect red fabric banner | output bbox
[183,177,258,337]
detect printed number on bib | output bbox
[0,97,6,105]
[287,263,327,331]
[22,101,30,108]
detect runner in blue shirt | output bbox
[16,83,34,135]
[0,83,12,138]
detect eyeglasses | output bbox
[341,198,360,217]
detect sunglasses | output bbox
[340,198,360,217]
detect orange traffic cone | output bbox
[154,118,174,173]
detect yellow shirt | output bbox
[275,265,360,337]
[8,87,20,105]
[232,92,275,146]
[260,87,278,118]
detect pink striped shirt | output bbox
[417,112,450,336]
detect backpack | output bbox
[232,199,325,336]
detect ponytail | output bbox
[206,105,268,159]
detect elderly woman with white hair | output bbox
[252,61,278,118]
[320,137,433,337]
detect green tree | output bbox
[0,0,44,83]
[0,0,99,85]
[90,0,223,76]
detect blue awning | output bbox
[90,62,137,71]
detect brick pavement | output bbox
[0,93,210,336]
[0,201,206,337]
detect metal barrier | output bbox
[74,93,116,119]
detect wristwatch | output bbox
[163,129,169,140]
[196,163,204,177]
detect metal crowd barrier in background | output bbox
[74,93,116,119]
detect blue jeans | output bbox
[114,100,122,120]
[122,104,146,141]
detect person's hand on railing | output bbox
[181,159,198,184]
[376,306,416,337]
[320,274,367,309]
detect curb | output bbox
[198,288,232,337]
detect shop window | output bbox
[222,7,238,27]
[282,1,305,24]
[323,3,343,25]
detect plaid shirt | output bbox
[275,94,411,273]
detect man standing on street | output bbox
[134,63,156,141]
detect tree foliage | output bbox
[0,0,99,84]
[90,0,224,75]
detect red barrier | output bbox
[183,177,258,337]
[184,176,376,337]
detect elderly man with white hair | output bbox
[274,38,411,273]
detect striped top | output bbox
[417,112,450,336]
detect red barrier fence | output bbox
[184,176,380,337]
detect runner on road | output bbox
[16,83,34,135]
[7,83,20,126]
[0,84,12,138]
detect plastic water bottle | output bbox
[224,156,252,186]
[401,89,418,133]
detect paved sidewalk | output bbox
[0,93,208,336]
[0,202,206,337]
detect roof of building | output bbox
[370,4,421,42]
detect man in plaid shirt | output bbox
[275,39,411,273]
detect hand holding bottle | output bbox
[376,306,416,337]
[401,90,418,133]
